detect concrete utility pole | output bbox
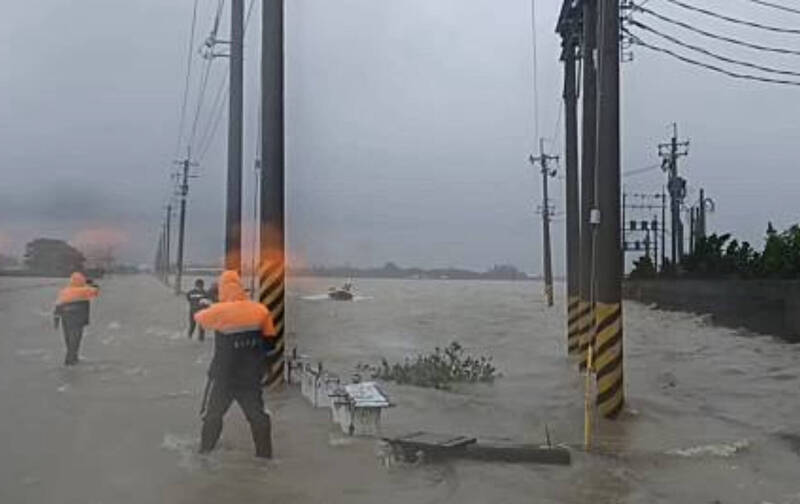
[562,27,581,353]
[155,230,164,279]
[530,139,558,307]
[659,123,689,269]
[578,0,598,367]
[593,0,624,419]
[661,186,666,272]
[225,0,244,273]
[174,157,197,294]
[165,204,172,279]
[259,0,286,388]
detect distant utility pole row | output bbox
[173,155,199,294]
[152,151,198,292]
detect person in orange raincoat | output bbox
[194,270,277,458]
[54,272,99,366]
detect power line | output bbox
[183,0,232,154]
[743,0,800,16]
[530,0,541,144]
[627,31,800,86]
[188,59,215,152]
[195,0,258,163]
[630,20,800,77]
[623,163,662,177]
[174,0,201,158]
[196,76,228,161]
[664,0,800,35]
[636,5,800,56]
[198,93,227,162]
[551,98,564,152]
[213,0,226,34]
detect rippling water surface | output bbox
[1,275,799,503]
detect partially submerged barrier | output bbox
[288,351,392,436]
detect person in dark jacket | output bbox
[194,270,276,458]
[206,282,219,303]
[186,279,209,341]
[54,272,99,366]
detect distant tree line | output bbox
[630,223,800,279]
[1,238,117,277]
[295,262,532,281]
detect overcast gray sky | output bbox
[2,0,799,272]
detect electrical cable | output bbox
[195,0,258,163]
[744,0,800,16]
[174,0,201,158]
[630,20,800,77]
[664,0,800,34]
[623,163,662,177]
[531,0,541,144]
[627,30,800,86]
[636,4,800,56]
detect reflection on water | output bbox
[0,276,799,503]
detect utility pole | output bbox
[697,188,705,239]
[661,186,666,271]
[174,155,198,294]
[561,25,581,353]
[659,123,689,269]
[155,230,164,280]
[578,0,598,367]
[530,139,558,307]
[165,204,172,279]
[259,0,286,388]
[225,0,244,273]
[593,0,624,419]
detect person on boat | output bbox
[53,272,99,366]
[193,270,277,458]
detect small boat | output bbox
[328,281,355,301]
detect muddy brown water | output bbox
[1,275,799,503]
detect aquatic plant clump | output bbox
[359,342,497,390]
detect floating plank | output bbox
[462,443,571,466]
[383,432,571,465]
[385,431,477,451]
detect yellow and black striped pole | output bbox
[259,257,285,387]
[560,24,580,356]
[576,0,597,365]
[593,0,624,419]
[259,0,286,389]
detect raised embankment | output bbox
[623,279,800,343]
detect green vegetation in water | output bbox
[357,342,497,390]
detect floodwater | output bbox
[1,275,799,503]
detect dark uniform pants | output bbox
[62,324,84,365]
[200,380,272,458]
[188,313,205,341]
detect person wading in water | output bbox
[54,272,99,366]
[194,270,277,458]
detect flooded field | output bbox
[1,275,799,503]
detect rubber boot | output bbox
[200,417,223,454]
[252,414,272,459]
